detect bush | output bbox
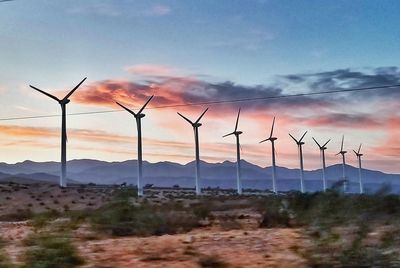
[23,233,83,268]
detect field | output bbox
[1,182,400,267]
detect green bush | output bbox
[23,233,83,268]
[90,194,199,236]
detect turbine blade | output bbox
[195,107,209,124]
[30,85,60,102]
[138,95,154,114]
[358,143,362,154]
[312,137,321,148]
[116,102,136,116]
[289,133,298,143]
[299,131,308,142]
[234,108,241,131]
[63,77,87,100]
[340,135,344,151]
[353,150,358,155]
[269,116,276,138]
[177,112,193,125]
[223,132,235,138]
[259,138,269,144]
[322,139,331,147]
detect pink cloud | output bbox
[125,64,176,77]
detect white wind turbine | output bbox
[312,137,331,192]
[259,116,278,194]
[177,108,209,195]
[116,95,154,197]
[30,78,87,187]
[336,135,348,192]
[353,144,364,194]
[223,109,243,195]
[289,131,308,193]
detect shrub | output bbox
[23,233,83,268]
[198,254,227,268]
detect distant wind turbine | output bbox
[312,137,330,192]
[289,131,308,193]
[353,144,364,194]
[336,135,348,192]
[223,109,243,195]
[30,77,87,187]
[116,95,154,197]
[177,108,209,195]
[259,116,278,194]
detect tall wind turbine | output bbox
[30,78,87,187]
[223,109,243,195]
[177,108,209,195]
[336,135,348,192]
[289,131,308,193]
[116,95,154,197]
[312,137,331,192]
[259,116,278,194]
[353,144,364,194]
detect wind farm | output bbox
[1,1,400,267]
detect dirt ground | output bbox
[0,221,308,268]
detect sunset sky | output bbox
[0,0,399,173]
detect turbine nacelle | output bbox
[116,95,154,119]
[260,116,277,144]
[177,108,209,129]
[289,131,308,146]
[353,144,363,157]
[223,109,242,138]
[60,99,70,105]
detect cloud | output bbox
[282,67,400,99]
[125,64,176,77]
[73,76,332,115]
[302,113,382,129]
[67,3,120,17]
[143,4,171,16]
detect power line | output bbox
[0,84,399,122]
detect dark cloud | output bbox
[302,113,382,129]
[282,67,400,99]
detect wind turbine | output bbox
[259,116,278,194]
[289,131,308,193]
[177,108,209,195]
[336,135,348,192]
[30,77,87,187]
[223,109,243,195]
[353,144,364,194]
[312,137,331,192]
[116,95,154,197]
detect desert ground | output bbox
[1,182,400,267]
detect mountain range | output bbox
[0,159,399,193]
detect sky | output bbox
[0,0,399,173]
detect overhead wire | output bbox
[0,84,399,122]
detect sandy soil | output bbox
[0,221,308,267]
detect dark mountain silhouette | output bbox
[0,159,399,193]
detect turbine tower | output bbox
[289,131,308,193]
[312,137,331,192]
[353,144,364,194]
[30,78,87,187]
[177,108,209,195]
[336,135,348,192]
[116,95,154,197]
[223,109,243,195]
[259,116,278,194]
